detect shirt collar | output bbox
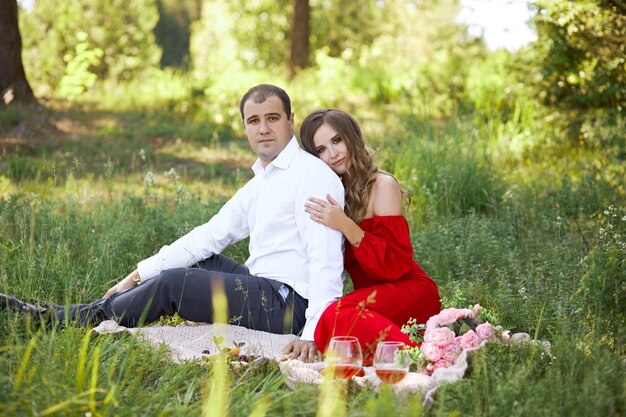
[251,136,299,175]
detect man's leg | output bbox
[53,254,248,326]
[196,254,308,334]
[55,255,307,334]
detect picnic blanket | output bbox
[93,320,544,405]
[92,320,299,362]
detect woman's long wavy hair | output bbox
[300,109,384,223]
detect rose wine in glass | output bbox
[325,336,363,380]
[373,342,409,384]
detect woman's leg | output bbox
[314,278,440,364]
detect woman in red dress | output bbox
[300,109,441,365]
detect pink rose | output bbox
[451,308,468,319]
[424,327,456,347]
[426,316,439,329]
[433,359,452,371]
[476,322,495,340]
[459,330,481,349]
[420,342,442,362]
[455,335,463,347]
[441,340,462,363]
[435,308,459,326]
[501,330,511,344]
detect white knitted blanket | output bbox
[92,320,542,405]
[92,320,299,361]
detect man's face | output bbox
[242,96,294,167]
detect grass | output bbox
[0,89,624,416]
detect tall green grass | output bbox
[1,92,624,416]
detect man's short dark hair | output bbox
[239,84,291,121]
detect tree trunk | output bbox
[288,0,310,80]
[0,0,34,105]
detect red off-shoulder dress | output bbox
[314,215,441,365]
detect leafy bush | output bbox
[532,0,626,114]
[20,0,162,94]
[56,32,104,99]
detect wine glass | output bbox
[373,341,410,384]
[325,336,363,379]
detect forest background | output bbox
[0,0,624,416]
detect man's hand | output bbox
[103,270,140,298]
[283,340,321,363]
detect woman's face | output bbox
[312,123,349,175]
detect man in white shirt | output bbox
[1,84,344,361]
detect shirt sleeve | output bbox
[295,167,345,341]
[137,183,252,280]
[351,217,414,281]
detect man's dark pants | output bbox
[55,254,308,335]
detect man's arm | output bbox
[104,184,252,297]
[284,166,344,361]
[294,163,345,342]
[138,187,250,280]
[103,269,140,298]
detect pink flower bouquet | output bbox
[402,304,510,375]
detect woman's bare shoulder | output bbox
[371,172,402,216]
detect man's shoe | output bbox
[0,292,48,316]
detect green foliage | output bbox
[363,384,424,417]
[188,0,482,118]
[310,0,384,63]
[431,337,624,417]
[573,205,626,353]
[228,0,291,70]
[190,0,391,75]
[56,32,104,99]
[557,171,610,222]
[20,0,162,94]
[527,0,626,151]
[463,49,530,123]
[532,0,626,114]
[350,0,483,111]
[189,1,247,84]
[380,119,504,219]
[409,189,599,338]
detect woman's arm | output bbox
[304,173,404,245]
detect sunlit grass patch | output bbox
[155,137,256,170]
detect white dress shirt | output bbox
[137,137,345,340]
